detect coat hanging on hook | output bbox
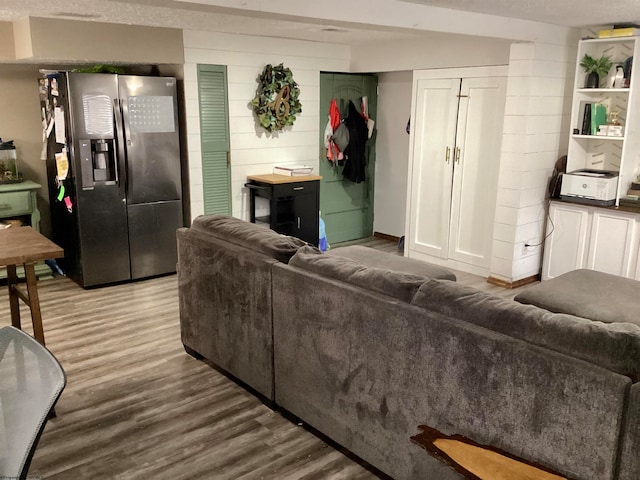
[342,100,368,183]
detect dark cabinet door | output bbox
[293,186,319,246]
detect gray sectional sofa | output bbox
[177,215,640,480]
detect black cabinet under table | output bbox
[246,174,321,246]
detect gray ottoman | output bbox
[327,245,456,281]
[514,269,640,327]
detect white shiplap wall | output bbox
[491,39,578,283]
[182,30,349,221]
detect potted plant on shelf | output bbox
[580,54,613,88]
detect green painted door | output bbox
[198,64,231,215]
[319,73,378,244]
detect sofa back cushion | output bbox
[289,246,429,303]
[326,245,456,281]
[411,279,640,380]
[191,214,307,263]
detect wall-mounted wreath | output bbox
[251,63,302,132]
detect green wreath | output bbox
[251,63,302,132]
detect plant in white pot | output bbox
[580,54,613,88]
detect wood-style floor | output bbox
[0,237,535,479]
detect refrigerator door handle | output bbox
[113,98,126,185]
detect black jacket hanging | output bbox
[342,100,368,183]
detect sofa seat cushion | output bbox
[289,245,429,303]
[191,214,307,263]
[412,278,640,381]
[514,269,640,328]
[327,245,456,281]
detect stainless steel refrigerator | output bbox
[44,72,183,287]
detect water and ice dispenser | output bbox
[77,91,119,189]
[78,138,117,188]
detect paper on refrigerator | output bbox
[54,107,66,144]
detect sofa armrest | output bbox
[178,227,277,400]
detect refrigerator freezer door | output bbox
[127,200,183,279]
[118,75,181,204]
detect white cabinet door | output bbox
[407,78,459,259]
[541,202,591,280]
[448,77,506,269]
[587,209,637,277]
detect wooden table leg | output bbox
[24,263,45,346]
[6,264,21,331]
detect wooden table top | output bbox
[0,227,63,266]
[247,174,322,184]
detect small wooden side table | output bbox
[246,174,322,246]
[0,227,63,345]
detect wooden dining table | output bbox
[0,227,63,346]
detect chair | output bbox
[0,326,66,479]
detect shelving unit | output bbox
[567,36,640,203]
[542,35,640,280]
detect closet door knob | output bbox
[445,146,451,164]
[455,147,461,164]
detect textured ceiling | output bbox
[0,0,433,45]
[399,0,640,27]
[0,0,636,45]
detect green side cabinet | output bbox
[0,181,52,280]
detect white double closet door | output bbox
[407,70,506,273]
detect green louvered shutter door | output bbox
[198,65,231,215]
